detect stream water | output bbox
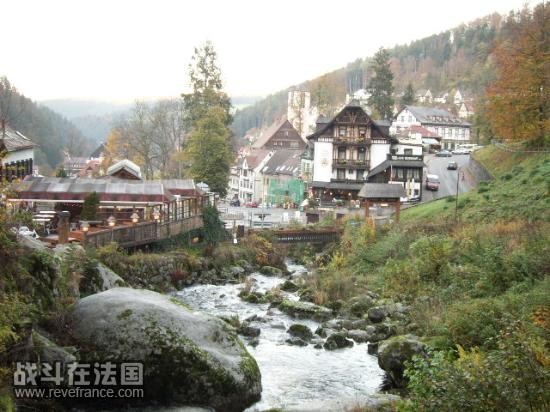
[175,262,384,411]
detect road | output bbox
[218,203,305,228]
[422,154,475,201]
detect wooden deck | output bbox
[83,215,203,248]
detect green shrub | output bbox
[405,323,550,411]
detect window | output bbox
[410,169,420,180]
[338,147,346,159]
[357,169,365,180]
[399,116,405,122]
[396,168,404,179]
[404,148,413,155]
[339,126,346,137]
[290,141,299,148]
[359,127,367,137]
[337,169,345,179]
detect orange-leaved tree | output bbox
[486,3,549,146]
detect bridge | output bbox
[81,215,203,248]
[270,228,343,244]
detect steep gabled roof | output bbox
[90,142,106,158]
[306,103,390,140]
[252,117,303,149]
[0,127,37,152]
[245,149,271,170]
[106,159,142,179]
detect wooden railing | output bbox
[271,228,343,243]
[84,215,203,248]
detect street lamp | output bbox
[107,215,116,227]
[131,212,139,224]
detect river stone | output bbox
[367,342,379,355]
[238,324,261,338]
[349,295,377,316]
[367,306,388,323]
[70,288,261,411]
[280,280,299,292]
[260,266,283,276]
[229,266,245,277]
[324,332,354,350]
[287,324,314,341]
[378,334,426,388]
[347,329,370,343]
[286,337,308,346]
[279,300,333,322]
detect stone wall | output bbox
[469,155,493,182]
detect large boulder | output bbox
[70,288,261,411]
[378,335,426,388]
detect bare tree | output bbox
[0,77,25,138]
[150,99,186,178]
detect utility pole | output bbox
[455,167,463,223]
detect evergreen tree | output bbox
[181,41,232,129]
[401,83,416,108]
[184,107,234,197]
[201,203,226,255]
[55,167,68,178]
[367,48,395,120]
[80,191,99,220]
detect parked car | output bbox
[11,226,39,238]
[435,150,452,157]
[425,174,440,190]
[229,198,240,207]
[452,148,469,155]
[245,201,259,208]
[447,161,458,170]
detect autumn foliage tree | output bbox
[486,3,549,146]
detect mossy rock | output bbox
[260,266,283,276]
[378,334,426,389]
[279,299,333,322]
[287,324,314,341]
[349,295,377,316]
[324,332,354,350]
[70,288,261,411]
[280,280,299,292]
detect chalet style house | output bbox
[0,127,36,181]
[391,105,471,150]
[252,117,306,150]
[306,102,395,200]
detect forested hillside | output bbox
[231,9,517,139]
[0,79,94,174]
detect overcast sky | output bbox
[1,0,535,102]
